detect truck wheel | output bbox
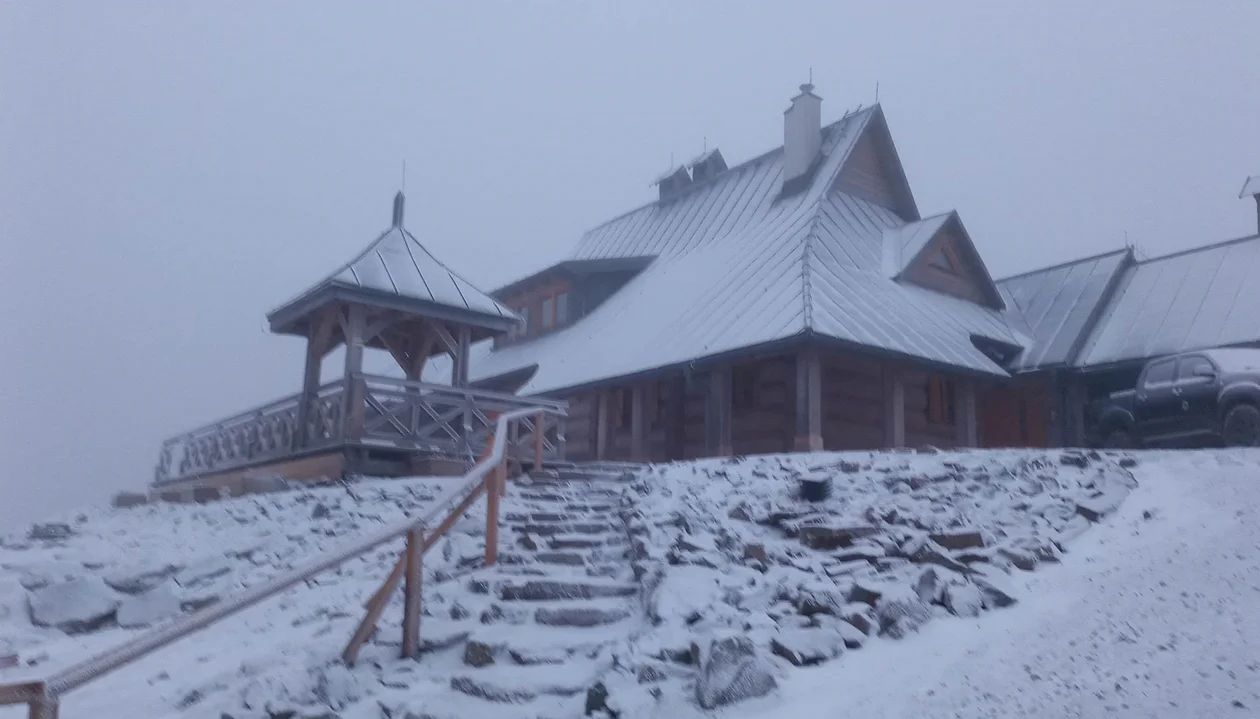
[1102,429,1136,449]
[1222,404,1260,447]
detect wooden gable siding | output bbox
[835,130,898,210]
[901,228,989,305]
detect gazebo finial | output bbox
[392,191,405,228]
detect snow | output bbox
[714,450,1260,719]
[1,450,1258,718]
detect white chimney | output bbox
[783,83,822,188]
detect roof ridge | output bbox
[401,228,514,318]
[566,105,880,257]
[1133,230,1260,266]
[994,246,1133,283]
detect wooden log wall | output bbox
[561,391,598,461]
[731,356,795,456]
[820,353,887,450]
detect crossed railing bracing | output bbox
[153,375,566,484]
[2,406,566,719]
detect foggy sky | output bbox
[2,1,1258,529]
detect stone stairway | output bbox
[395,468,644,718]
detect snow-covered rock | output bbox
[116,581,182,628]
[27,577,120,633]
[696,635,778,708]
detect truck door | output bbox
[1174,354,1219,438]
[1135,359,1178,443]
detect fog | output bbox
[2,1,1257,529]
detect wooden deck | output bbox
[153,374,567,486]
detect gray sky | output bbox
[2,1,1257,529]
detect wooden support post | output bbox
[29,693,59,719]
[534,412,545,471]
[595,391,609,461]
[343,547,405,666]
[630,385,648,461]
[484,461,503,565]
[295,311,335,449]
[794,349,823,451]
[707,368,732,457]
[342,305,367,441]
[955,380,978,447]
[451,326,472,387]
[400,527,423,659]
[883,366,906,448]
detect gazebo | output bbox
[152,193,566,492]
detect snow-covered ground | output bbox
[720,450,1260,719]
[0,450,1257,718]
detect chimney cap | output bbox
[392,191,405,227]
[799,82,815,94]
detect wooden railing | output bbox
[4,407,566,719]
[153,375,567,485]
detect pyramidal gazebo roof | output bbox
[268,192,519,337]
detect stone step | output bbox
[548,534,625,550]
[496,579,638,601]
[535,605,632,627]
[450,661,603,702]
[509,522,618,536]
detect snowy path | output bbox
[725,451,1260,719]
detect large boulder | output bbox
[116,581,183,629]
[874,586,932,639]
[28,577,120,634]
[105,563,180,595]
[695,636,777,709]
[770,628,845,667]
[943,582,984,618]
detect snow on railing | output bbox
[0,406,567,719]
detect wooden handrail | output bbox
[0,405,566,719]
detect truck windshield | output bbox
[1208,350,1260,373]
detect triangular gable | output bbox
[833,107,919,221]
[896,212,1004,310]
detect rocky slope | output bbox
[0,449,1142,718]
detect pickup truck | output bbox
[1088,348,1260,449]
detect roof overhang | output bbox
[268,282,521,338]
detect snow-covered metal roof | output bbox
[1240,175,1260,199]
[422,105,1020,393]
[1077,234,1260,368]
[268,193,517,334]
[996,249,1132,371]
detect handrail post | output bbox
[29,690,58,719]
[534,411,545,472]
[401,527,423,659]
[484,460,504,566]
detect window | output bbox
[541,297,554,329]
[555,292,569,325]
[732,365,759,411]
[1177,356,1215,382]
[926,377,955,425]
[519,306,531,335]
[1143,360,1175,388]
